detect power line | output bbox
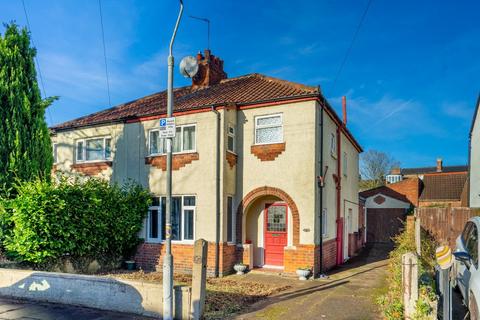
[331,0,373,93]
[98,0,111,107]
[21,0,53,124]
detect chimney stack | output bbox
[342,96,347,125]
[192,49,227,89]
[436,158,443,172]
[391,167,401,175]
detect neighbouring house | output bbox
[469,94,480,208]
[361,159,468,243]
[50,50,363,276]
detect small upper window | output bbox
[76,137,111,162]
[53,143,58,164]
[255,114,283,145]
[227,125,235,153]
[330,133,337,158]
[149,124,196,155]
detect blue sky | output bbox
[1,0,479,167]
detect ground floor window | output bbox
[227,196,234,242]
[147,195,195,242]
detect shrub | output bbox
[0,178,150,265]
[376,226,437,320]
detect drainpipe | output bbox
[318,96,325,277]
[211,106,221,277]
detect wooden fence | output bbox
[417,207,480,247]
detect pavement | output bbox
[0,298,153,320]
[233,244,391,320]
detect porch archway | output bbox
[236,186,300,246]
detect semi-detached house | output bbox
[50,50,363,276]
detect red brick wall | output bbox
[135,242,238,276]
[283,239,337,274]
[388,177,420,206]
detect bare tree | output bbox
[360,150,400,190]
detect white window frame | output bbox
[343,151,347,177]
[148,124,197,156]
[146,195,196,244]
[53,143,58,164]
[227,124,236,153]
[322,208,328,237]
[254,113,283,145]
[330,133,337,158]
[75,136,112,163]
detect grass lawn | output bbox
[107,270,291,319]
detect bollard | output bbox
[402,252,419,319]
[436,246,453,320]
[190,239,208,320]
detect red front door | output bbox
[264,203,288,266]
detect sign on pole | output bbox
[159,117,176,138]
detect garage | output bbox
[360,186,411,244]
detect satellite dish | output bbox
[179,56,199,78]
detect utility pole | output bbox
[163,1,183,319]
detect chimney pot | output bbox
[196,52,203,61]
[342,96,347,125]
[436,158,443,172]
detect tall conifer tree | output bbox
[0,24,56,189]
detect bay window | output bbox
[254,114,283,145]
[149,124,196,155]
[76,137,112,162]
[147,195,196,242]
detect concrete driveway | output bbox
[234,244,390,320]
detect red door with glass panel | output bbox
[264,203,288,266]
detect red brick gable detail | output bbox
[145,153,199,171]
[374,195,386,204]
[237,186,299,246]
[250,142,286,161]
[226,151,237,168]
[71,161,112,176]
[388,177,420,206]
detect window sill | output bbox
[71,161,113,175]
[251,142,286,161]
[145,152,199,171]
[145,240,195,245]
[253,141,284,146]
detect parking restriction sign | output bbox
[159,117,176,138]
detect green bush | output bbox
[0,178,150,265]
[376,226,437,320]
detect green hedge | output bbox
[0,178,150,264]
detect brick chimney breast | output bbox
[192,49,227,89]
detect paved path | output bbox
[234,244,391,320]
[0,298,153,320]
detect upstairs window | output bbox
[330,133,337,158]
[149,124,196,155]
[343,152,347,176]
[76,137,111,162]
[227,125,235,153]
[53,143,58,164]
[255,114,283,145]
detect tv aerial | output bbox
[179,56,199,78]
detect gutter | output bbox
[211,106,221,277]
